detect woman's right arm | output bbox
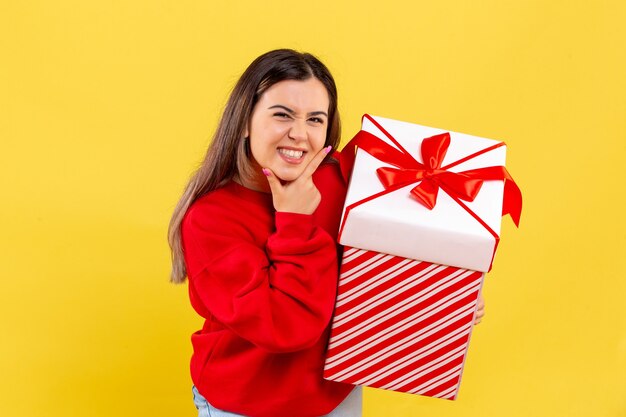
[182,203,340,354]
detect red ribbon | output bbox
[376,132,488,210]
[338,115,523,271]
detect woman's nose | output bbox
[288,120,307,141]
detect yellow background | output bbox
[2,1,625,416]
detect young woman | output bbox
[168,49,485,417]
[168,49,360,417]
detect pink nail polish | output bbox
[324,146,332,154]
[262,168,270,176]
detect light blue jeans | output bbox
[192,385,362,417]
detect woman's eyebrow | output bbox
[268,104,328,118]
[268,104,296,114]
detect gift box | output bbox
[324,247,483,399]
[323,114,521,400]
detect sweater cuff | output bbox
[274,212,316,238]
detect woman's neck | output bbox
[233,168,271,194]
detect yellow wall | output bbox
[2,1,624,416]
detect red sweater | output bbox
[181,162,354,417]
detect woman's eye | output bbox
[273,112,291,119]
[309,117,324,124]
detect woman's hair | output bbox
[168,49,341,283]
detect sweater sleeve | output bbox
[182,203,339,353]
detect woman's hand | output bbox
[474,294,485,325]
[263,146,331,214]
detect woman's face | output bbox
[246,78,330,184]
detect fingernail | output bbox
[262,168,270,176]
[324,146,332,154]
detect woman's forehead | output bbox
[259,78,329,112]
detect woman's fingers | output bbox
[262,146,331,214]
[297,145,332,182]
[474,294,485,325]
[262,165,320,214]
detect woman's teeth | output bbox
[279,149,304,158]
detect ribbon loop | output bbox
[376,167,427,188]
[422,132,450,170]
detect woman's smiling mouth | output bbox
[278,147,306,162]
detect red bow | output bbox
[376,132,486,210]
[340,116,522,228]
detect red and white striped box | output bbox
[323,247,483,400]
[323,114,521,399]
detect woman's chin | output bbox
[273,169,301,183]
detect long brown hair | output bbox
[168,49,341,283]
